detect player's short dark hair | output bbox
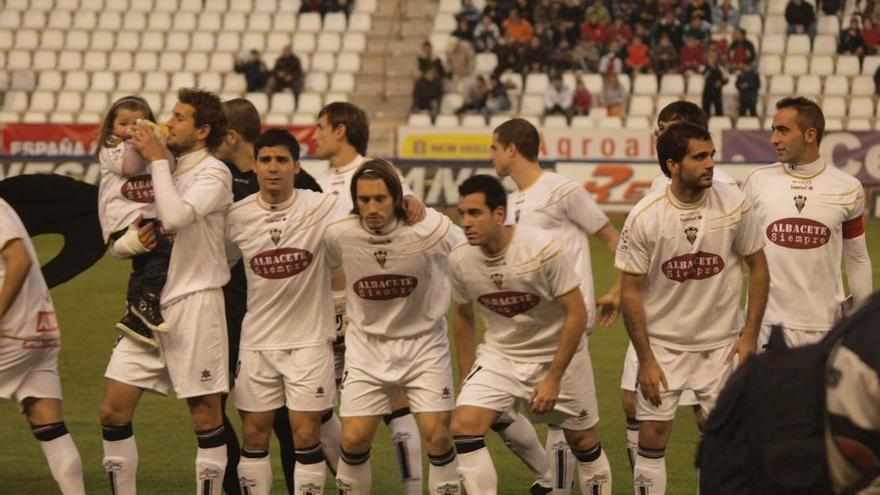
[223,98,261,143]
[177,88,227,151]
[656,122,712,178]
[776,96,825,144]
[97,95,155,154]
[254,128,301,161]
[318,101,369,156]
[493,118,540,161]
[458,174,507,213]
[350,158,407,220]
[656,100,708,130]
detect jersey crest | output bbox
[794,194,807,213]
[373,249,387,268]
[685,226,698,245]
[269,227,281,246]
[491,273,504,289]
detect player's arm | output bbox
[843,215,873,307]
[621,271,667,406]
[593,222,622,326]
[530,287,587,414]
[107,214,156,258]
[452,300,477,384]
[727,248,769,366]
[0,238,31,320]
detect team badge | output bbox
[300,483,321,495]
[374,249,387,268]
[684,226,698,245]
[269,228,282,246]
[794,194,807,213]
[491,273,504,289]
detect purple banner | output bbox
[722,130,880,185]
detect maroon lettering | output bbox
[353,274,419,300]
[478,291,541,317]
[767,218,831,249]
[249,248,314,279]
[120,174,155,203]
[661,251,725,282]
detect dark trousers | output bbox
[702,91,724,117]
[110,218,170,306]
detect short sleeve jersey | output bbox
[97,141,157,241]
[742,161,865,331]
[615,182,765,351]
[226,190,345,349]
[323,208,464,339]
[506,172,609,329]
[448,226,582,362]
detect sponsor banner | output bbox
[722,130,880,184]
[397,127,657,160]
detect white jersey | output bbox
[506,172,608,329]
[323,208,464,339]
[0,199,58,342]
[648,167,738,194]
[97,141,156,241]
[742,159,865,331]
[615,182,765,351]
[226,190,345,350]
[448,226,583,362]
[159,149,233,304]
[315,154,416,211]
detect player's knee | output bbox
[186,396,221,431]
[563,427,600,451]
[450,412,483,437]
[340,428,371,454]
[621,390,637,417]
[292,417,321,447]
[638,421,671,449]
[99,398,133,426]
[423,424,453,453]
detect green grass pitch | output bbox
[2,218,879,494]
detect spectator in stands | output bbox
[862,18,880,54]
[457,0,482,26]
[839,18,867,57]
[533,21,559,49]
[625,35,651,74]
[736,61,760,117]
[324,0,352,19]
[739,0,761,15]
[267,45,304,103]
[452,18,476,45]
[679,35,706,74]
[234,49,269,92]
[601,70,628,116]
[599,39,625,74]
[632,0,659,31]
[544,73,574,122]
[686,0,714,23]
[418,41,446,77]
[492,34,520,75]
[702,48,728,117]
[446,37,476,83]
[483,74,512,118]
[572,78,592,116]
[653,10,684,47]
[607,18,635,44]
[712,0,740,34]
[300,0,321,13]
[785,0,817,37]
[411,67,444,122]
[502,8,534,45]
[584,0,611,25]
[573,38,602,72]
[559,0,586,45]
[456,75,488,115]
[651,33,680,75]
[580,12,608,45]
[874,64,880,95]
[482,0,503,25]
[549,39,576,71]
[818,0,844,16]
[513,0,533,22]
[474,15,501,52]
[869,2,880,27]
[522,36,548,74]
[728,28,756,66]
[683,15,712,44]
[533,0,560,25]
[612,0,638,23]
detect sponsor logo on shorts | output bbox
[766,218,830,249]
[353,274,418,300]
[36,311,58,333]
[120,175,154,203]
[200,369,212,382]
[441,386,451,399]
[316,386,325,398]
[477,291,540,317]
[661,251,724,282]
[249,247,314,279]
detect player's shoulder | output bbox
[821,164,863,190]
[449,238,478,265]
[200,155,233,180]
[627,190,668,228]
[742,163,783,188]
[540,171,583,198]
[226,193,259,218]
[410,208,451,235]
[709,180,749,215]
[512,225,559,257]
[325,213,360,235]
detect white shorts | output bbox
[0,340,62,407]
[105,289,229,398]
[636,341,737,422]
[757,323,827,351]
[340,329,455,416]
[457,344,600,431]
[621,342,698,406]
[234,344,336,413]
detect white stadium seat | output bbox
[762,34,785,54]
[848,97,875,118]
[821,96,846,118]
[852,76,875,96]
[823,75,849,96]
[632,74,658,95]
[461,114,488,128]
[769,75,794,95]
[407,113,433,127]
[298,12,322,32]
[786,34,811,55]
[628,95,654,117]
[736,116,761,130]
[845,118,872,131]
[862,56,880,76]
[297,93,323,114]
[29,90,56,113]
[836,56,861,76]
[783,55,808,76]
[812,35,836,55]
[659,74,685,95]
[434,115,459,127]
[349,12,372,32]
[524,73,549,94]
[809,55,834,75]
[56,91,83,112]
[795,75,821,96]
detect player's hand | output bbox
[637,358,668,407]
[402,195,426,225]
[529,376,561,414]
[133,214,157,251]
[725,332,757,367]
[129,123,167,163]
[596,289,621,326]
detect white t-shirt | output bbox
[506,172,608,329]
[323,208,464,339]
[742,160,865,331]
[0,199,58,342]
[159,149,233,305]
[449,226,583,362]
[226,190,345,350]
[615,182,765,351]
[648,167,738,194]
[97,141,156,241]
[315,154,416,211]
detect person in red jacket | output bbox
[679,35,706,74]
[625,35,651,74]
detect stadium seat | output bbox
[299,12,322,32]
[349,12,372,32]
[29,91,56,113]
[39,29,64,50]
[264,113,289,126]
[317,33,341,52]
[628,95,654,117]
[430,33,450,53]
[229,0,254,11]
[73,12,97,30]
[862,56,880,76]
[57,50,83,71]
[343,33,366,52]
[543,115,568,128]
[659,74,685,95]
[597,116,623,128]
[171,73,196,90]
[337,53,361,72]
[434,13,457,33]
[165,33,191,52]
[795,75,821,96]
[739,14,762,34]
[763,15,787,34]
[222,73,246,93]
[845,118,872,131]
[90,31,116,52]
[194,72,221,93]
[783,55,808,76]
[217,33,241,52]
[817,15,839,35]
[273,12,297,32]
[769,75,795,95]
[759,55,782,76]
[761,34,785,55]
[524,73,549,94]
[117,72,143,92]
[323,12,347,32]
[37,70,63,91]
[438,0,459,13]
[269,93,295,114]
[354,0,377,12]
[633,74,658,95]
[812,35,836,55]
[65,71,90,91]
[198,12,223,31]
[569,115,594,128]
[297,93,323,113]
[224,12,247,31]
[293,33,316,53]
[254,0,278,12]
[822,96,846,118]
[144,73,169,92]
[824,118,843,131]
[305,73,328,92]
[475,53,498,74]
[244,92,269,114]
[46,11,72,30]
[289,113,313,126]
[161,93,179,113]
[808,55,834,76]
[65,30,89,51]
[190,33,214,52]
[140,92,161,113]
[123,12,147,30]
[98,12,123,30]
[309,53,334,73]
[848,97,875,118]
[78,112,103,124]
[852,76,874,96]
[242,33,266,52]
[709,116,733,130]
[519,95,545,116]
[32,50,57,71]
[581,73,602,95]
[786,34,811,55]
[434,115,459,127]
[407,112,433,127]
[22,111,48,123]
[0,111,20,123]
[179,0,203,12]
[0,11,20,29]
[83,92,109,113]
[461,114,488,128]
[14,29,39,50]
[249,13,272,33]
[625,116,651,129]
[331,73,355,92]
[159,53,184,72]
[836,56,861,76]
[766,0,786,15]
[823,75,848,96]
[2,91,28,113]
[736,116,761,129]
[210,53,235,73]
[91,71,116,92]
[56,91,83,112]
[49,111,75,123]
[142,32,166,51]
[502,72,523,95]
[148,12,172,31]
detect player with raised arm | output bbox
[617,122,769,494]
[324,159,462,495]
[743,96,873,349]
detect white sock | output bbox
[387,409,423,493]
[337,449,372,495]
[493,413,551,484]
[427,448,460,495]
[102,423,138,495]
[545,426,575,494]
[295,444,327,495]
[626,417,640,471]
[237,450,271,495]
[196,445,227,495]
[320,411,341,473]
[572,444,612,495]
[454,436,497,495]
[633,446,666,495]
[34,424,84,495]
